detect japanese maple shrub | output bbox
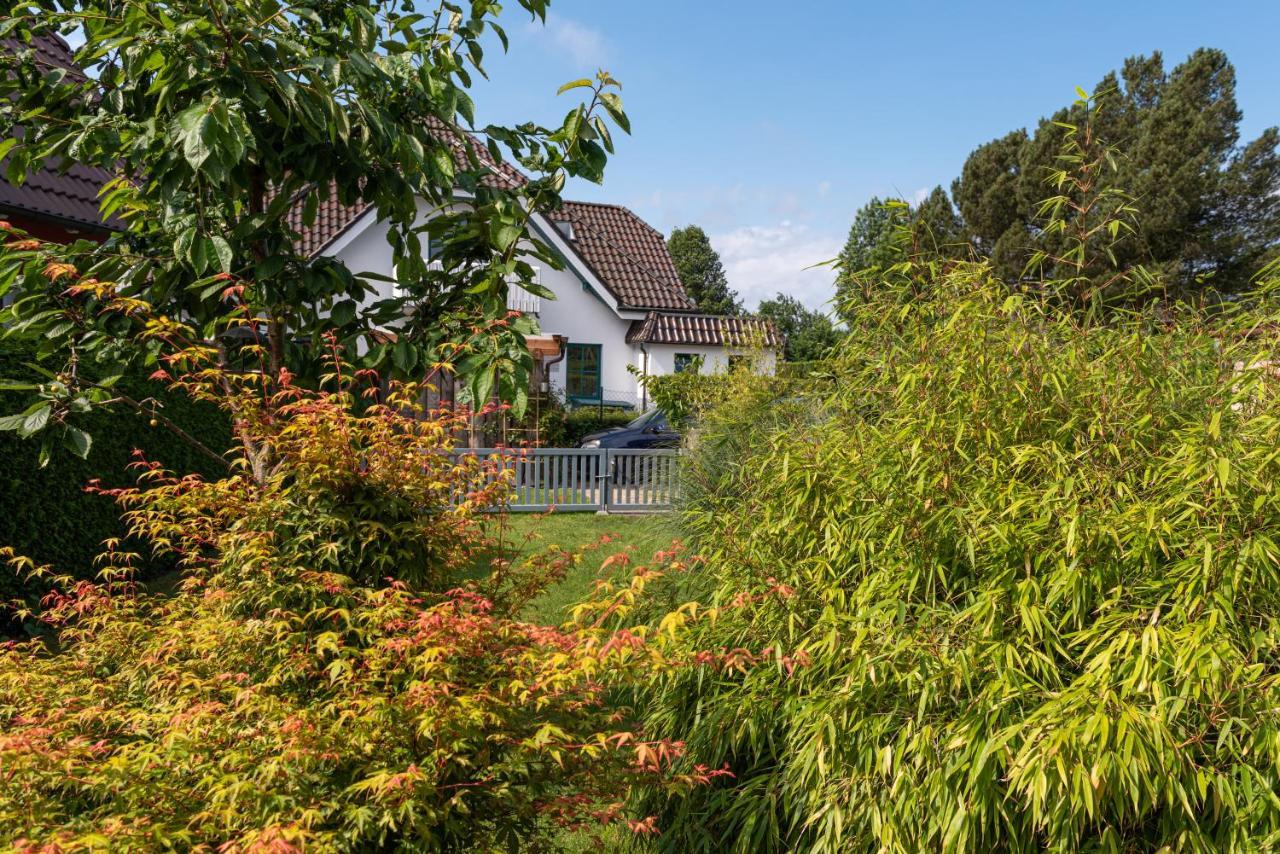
[0,368,719,849]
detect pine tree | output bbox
[666,225,741,314]
[834,190,964,317]
[837,196,905,274]
[911,186,965,259]
[952,49,1280,295]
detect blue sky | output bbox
[470,0,1280,310]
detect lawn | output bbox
[469,512,677,853]
[477,512,680,624]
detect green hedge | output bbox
[562,407,636,445]
[523,395,637,448]
[0,342,231,606]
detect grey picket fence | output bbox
[450,447,680,513]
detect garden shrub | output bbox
[0,341,230,608]
[638,367,730,428]
[638,260,1280,851]
[0,380,716,849]
[512,389,635,447]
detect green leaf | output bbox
[178,103,214,171]
[470,366,494,405]
[256,256,288,280]
[392,339,417,373]
[191,238,210,275]
[331,299,357,327]
[65,426,92,459]
[598,92,630,134]
[492,222,522,253]
[18,404,50,437]
[556,78,593,95]
[210,236,233,274]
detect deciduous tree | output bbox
[0,0,630,476]
[756,293,840,362]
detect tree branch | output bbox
[100,390,232,472]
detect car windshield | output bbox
[626,409,659,429]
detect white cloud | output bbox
[911,186,930,205]
[529,15,610,68]
[710,222,843,312]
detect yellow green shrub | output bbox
[640,261,1280,852]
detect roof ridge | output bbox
[559,199,665,239]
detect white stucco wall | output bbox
[325,198,442,300]
[643,343,776,377]
[536,277,642,405]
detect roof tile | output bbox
[289,121,527,256]
[548,201,695,311]
[626,312,781,349]
[0,35,124,232]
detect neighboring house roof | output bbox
[287,192,371,258]
[627,311,781,349]
[291,161,702,314]
[0,34,124,233]
[0,158,125,233]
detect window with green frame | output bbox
[565,343,602,401]
[674,352,700,373]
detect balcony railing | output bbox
[507,283,541,315]
[408,260,540,315]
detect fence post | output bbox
[596,448,612,515]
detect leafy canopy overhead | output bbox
[0,0,630,465]
[666,224,742,315]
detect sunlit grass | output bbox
[476,512,679,624]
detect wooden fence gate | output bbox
[451,448,680,513]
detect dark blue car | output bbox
[578,408,680,449]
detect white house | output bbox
[289,144,779,411]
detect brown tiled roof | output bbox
[285,188,372,258]
[2,31,88,80]
[291,121,527,256]
[0,34,124,233]
[626,312,781,349]
[547,200,695,311]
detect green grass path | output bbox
[476,512,679,624]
